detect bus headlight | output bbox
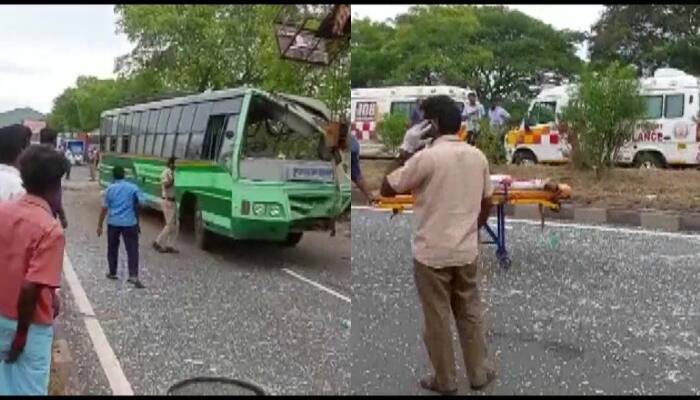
[268,204,282,217]
[253,203,266,216]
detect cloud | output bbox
[0,5,133,114]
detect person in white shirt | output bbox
[487,96,511,131]
[462,92,485,146]
[63,149,73,180]
[0,125,31,202]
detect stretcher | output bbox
[375,175,572,269]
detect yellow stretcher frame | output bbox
[374,184,572,269]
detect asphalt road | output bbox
[351,207,700,395]
[57,166,351,395]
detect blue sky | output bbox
[0,5,132,114]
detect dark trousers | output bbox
[107,225,139,278]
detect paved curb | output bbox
[350,188,700,234]
[49,320,73,395]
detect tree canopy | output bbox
[49,5,350,132]
[351,5,584,103]
[589,5,700,77]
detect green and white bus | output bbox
[98,87,351,249]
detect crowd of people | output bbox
[0,124,179,394]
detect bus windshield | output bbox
[243,95,332,161]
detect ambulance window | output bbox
[390,101,415,119]
[529,102,556,125]
[664,94,684,119]
[643,96,663,119]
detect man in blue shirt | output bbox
[96,166,145,288]
[350,134,376,204]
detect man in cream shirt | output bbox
[381,95,496,394]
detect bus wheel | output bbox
[283,232,304,247]
[634,152,665,169]
[513,150,537,166]
[194,201,213,251]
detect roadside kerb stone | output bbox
[574,207,607,224]
[606,208,641,227]
[513,204,541,220]
[544,203,574,220]
[680,213,700,232]
[640,211,681,232]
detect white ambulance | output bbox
[505,68,700,168]
[350,85,472,142]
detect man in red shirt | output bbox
[0,145,67,395]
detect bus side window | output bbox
[163,106,182,159]
[186,102,213,160]
[145,109,160,155]
[153,108,171,158]
[202,114,228,161]
[138,110,151,155]
[121,113,133,154]
[115,114,127,153]
[129,112,141,154]
[175,104,196,158]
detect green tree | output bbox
[560,63,645,177]
[589,5,700,77]
[114,4,349,119]
[376,112,408,154]
[350,5,583,104]
[468,6,583,103]
[350,18,398,87]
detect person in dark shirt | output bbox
[38,129,67,229]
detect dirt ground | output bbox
[359,158,700,212]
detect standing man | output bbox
[39,128,68,229]
[380,95,496,394]
[0,124,31,202]
[487,96,511,141]
[462,92,485,146]
[87,145,99,182]
[153,157,179,253]
[97,166,145,289]
[410,98,425,127]
[63,148,73,180]
[0,145,67,395]
[350,133,376,204]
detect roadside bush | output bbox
[475,119,507,165]
[376,112,408,154]
[561,62,645,177]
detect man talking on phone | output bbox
[380,95,496,394]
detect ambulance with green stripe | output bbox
[98,88,350,249]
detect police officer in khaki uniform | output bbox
[153,157,178,253]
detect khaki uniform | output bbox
[155,167,178,249]
[387,134,494,390]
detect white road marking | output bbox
[281,268,351,303]
[62,253,134,395]
[351,206,700,239]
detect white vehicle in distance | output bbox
[350,85,472,143]
[505,68,700,168]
